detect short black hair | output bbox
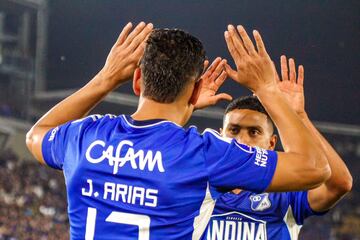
[224,96,275,132]
[140,28,206,103]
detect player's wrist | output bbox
[297,111,308,119]
[254,84,280,97]
[95,70,122,92]
[298,111,310,123]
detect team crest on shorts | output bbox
[250,193,271,211]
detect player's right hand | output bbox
[99,22,153,87]
[224,25,277,93]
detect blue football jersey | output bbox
[203,191,327,240]
[41,114,278,239]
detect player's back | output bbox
[44,114,212,239]
[42,114,278,239]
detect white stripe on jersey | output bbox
[202,128,232,144]
[234,141,255,153]
[202,128,255,153]
[192,183,216,240]
[283,205,302,240]
[121,115,182,128]
[72,114,104,124]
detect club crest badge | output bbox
[250,193,271,211]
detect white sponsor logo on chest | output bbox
[85,140,165,174]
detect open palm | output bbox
[276,56,305,115]
[194,58,232,110]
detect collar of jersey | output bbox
[122,115,181,129]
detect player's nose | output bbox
[236,131,251,146]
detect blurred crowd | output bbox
[0,150,69,240]
[0,148,358,239]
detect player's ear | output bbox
[269,134,278,150]
[189,79,202,105]
[132,67,142,96]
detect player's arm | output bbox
[26,22,153,164]
[224,25,330,192]
[277,56,353,211]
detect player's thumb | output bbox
[224,64,238,81]
[214,93,233,103]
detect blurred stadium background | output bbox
[0,0,359,239]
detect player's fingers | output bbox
[212,59,226,79]
[214,70,228,88]
[224,63,239,81]
[280,55,289,81]
[224,31,242,64]
[237,25,257,56]
[213,93,233,103]
[116,22,133,46]
[203,58,222,80]
[253,30,268,57]
[201,60,210,78]
[228,25,248,57]
[203,60,210,71]
[289,58,296,83]
[208,57,222,73]
[132,41,147,63]
[272,61,281,83]
[298,65,304,86]
[123,22,147,46]
[128,23,153,51]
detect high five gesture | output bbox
[276,56,352,211]
[224,25,276,93]
[224,25,330,191]
[277,55,305,116]
[194,58,232,110]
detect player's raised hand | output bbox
[224,25,276,93]
[100,22,153,86]
[194,57,232,110]
[276,55,306,116]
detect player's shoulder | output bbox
[201,128,232,143]
[65,114,119,134]
[201,128,256,153]
[71,114,117,125]
[184,127,235,145]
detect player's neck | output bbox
[131,97,192,126]
[232,189,242,194]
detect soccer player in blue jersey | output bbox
[204,56,353,240]
[26,22,331,239]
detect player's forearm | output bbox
[257,86,315,152]
[26,72,117,164]
[33,72,117,128]
[300,113,353,193]
[256,86,329,172]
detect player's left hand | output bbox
[276,55,306,116]
[194,57,232,110]
[224,25,276,93]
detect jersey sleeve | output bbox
[287,191,329,225]
[202,129,278,194]
[41,114,104,170]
